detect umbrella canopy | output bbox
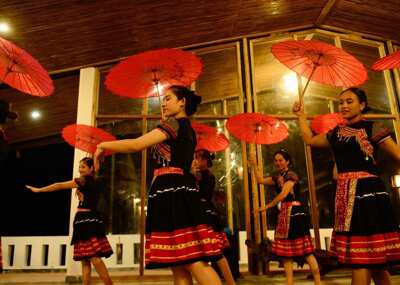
[105,48,203,99]
[372,50,400,71]
[0,36,54,96]
[272,40,368,100]
[311,113,346,134]
[226,113,288,145]
[62,124,116,156]
[191,121,229,152]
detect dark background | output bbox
[1,143,73,236]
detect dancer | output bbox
[293,87,400,285]
[192,149,236,285]
[26,157,113,285]
[249,149,321,285]
[94,85,223,285]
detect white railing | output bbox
[1,229,333,270]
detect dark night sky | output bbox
[1,142,74,236]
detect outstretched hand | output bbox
[26,185,41,193]
[248,150,257,167]
[292,101,305,117]
[94,146,105,171]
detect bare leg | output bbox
[282,259,294,285]
[81,259,91,285]
[171,266,194,285]
[90,257,113,285]
[305,254,321,285]
[216,257,236,285]
[352,268,371,285]
[371,269,391,285]
[184,261,223,285]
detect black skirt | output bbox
[145,172,223,269]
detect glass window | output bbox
[193,44,243,115]
[98,67,145,115]
[97,120,143,234]
[341,40,391,113]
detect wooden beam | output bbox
[315,0,338,27]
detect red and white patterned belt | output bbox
[77,208,91,212]
[335,171,377,232]
[154,167,184,177]
[337,171,377,180]
[282,201,301,206]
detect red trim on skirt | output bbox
[154,167,184,177]
[73,236,113,261]
[215,231,230,250]
[145,224,222,265]
[329,231,400,265]
[272,235,314,257]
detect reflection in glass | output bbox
[258,121,310,229]
[98,68,144,115]
[98,120,143,234]
[341,40,391,113]
[194,45,242,115]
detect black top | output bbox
[198,169,216,202]
[272,170,300,202]
[0,130,10,172]
[151,118,196,173]
[327,120,391,174]
[75,175,102,211]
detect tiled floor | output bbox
[0,270,399,284]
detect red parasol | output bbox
[62,124,116,156]
[105,48,202,99]
[372,50,400,71]
[191,121,229,152]
[0,36,54,96]
[311,113,346,134]
[271,40,367,101]
[226,113,288,145]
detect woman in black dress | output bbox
[192,149,236,285]
[293,87,400,285]
[27,157,113,285]
[250,149,321,285]
[95,86,223,285]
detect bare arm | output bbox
[26,180,77,193]
[94,128,168,170]
[293,101,330,148]
[259,181,295,211]
[379,138,400,163]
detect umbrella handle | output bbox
[298,58,319,102]
[153,80,165,120]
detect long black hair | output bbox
[273,149,292,166]
[195,149,215,167]
[168,85,202,116]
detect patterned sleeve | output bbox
[74,177,86,188]
[285,171,299,183]
[156,119,179,139]
[371,122,392,145]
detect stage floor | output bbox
[1,269,399,284]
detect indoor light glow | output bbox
[31,110,41,120]
[282,73,298,93]
[0,23,10,33]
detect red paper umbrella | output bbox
[272,40,367,101]
[191,121,230,152]
[372,50,400,71]
[62,124,116,156]
[105,48,202,99]
[0,36,54,96]
[226,113,288,145]
[311,113,346,134]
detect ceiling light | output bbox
[31,110,41,120]
[0,23,10,33]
